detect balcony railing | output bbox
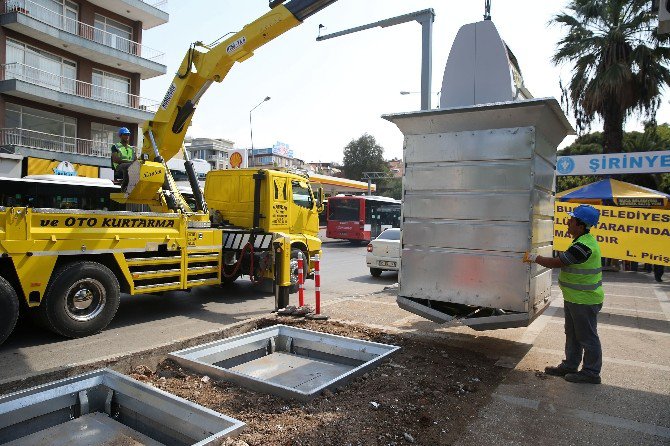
[0,62,160,112]
[2,0,165,63]
[0,128,109,158]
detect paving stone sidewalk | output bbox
[320,271,670,446]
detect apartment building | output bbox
[250,141,305,170]
[387,157,403,177]
[187,137,234,170]
[307,161,341,177]
[0,0,168,178]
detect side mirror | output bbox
[316,186,325,213]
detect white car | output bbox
[366,228,400,277]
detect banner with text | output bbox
[556,150,670,176]
[554,202,670,266]
[26,158,99,178]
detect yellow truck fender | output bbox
[272,233,292,287]
[10,254,57,307]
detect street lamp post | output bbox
[400,90,440,108]
[249,96,271,167]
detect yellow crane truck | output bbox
[0,0,335,345]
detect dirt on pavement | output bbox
[130,318,508,446]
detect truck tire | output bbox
[38,261,120,338]
[289,248,308,294]
[370,268,383,277]
[0,276,19,346]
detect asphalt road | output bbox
[0,230,398,383]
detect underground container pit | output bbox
[169,324,400,401]
[0,368,245,446]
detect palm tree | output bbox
[552,0,670,153]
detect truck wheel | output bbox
[289,249,308,294]
[370,268,383,277]
[39,262,120,338]
[0,276,19,346]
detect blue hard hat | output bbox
[568,204,600,227]
[118,127,131,136]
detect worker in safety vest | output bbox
[523,204,603,384]
[111,127,136,191]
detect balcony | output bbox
[1,0,166,79]
[0,127,112,167]
[0,62,158,123]
[86,0,168,29]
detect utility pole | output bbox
[249,96,271,167]
[362,171,395,196]
[317,9,435,111]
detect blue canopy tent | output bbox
[557,179,670,209]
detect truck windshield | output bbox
[292,181,313,209]
[328,198,361,221]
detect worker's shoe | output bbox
[544,365,577,377]
[564,371,601,384]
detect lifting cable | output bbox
[209,31,237,47]
[177,32,239,80]
[222,242,262,284]
[177,43,196,79]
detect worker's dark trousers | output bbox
[561,300,603,377]
[654,264,665,282]
[114,163,131,190]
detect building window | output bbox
[5,103,76,152]
[91,123,118,148]
[22,0,78,32]
[92,69,131,106]
[94,14,133,53]
[6,39,77,93]
[6,103,75,136]
[64,1,79,33]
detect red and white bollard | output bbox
[298,255,305,307]
[307,254,328,320]
[314,254,320,314]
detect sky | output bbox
[140,0,670,164]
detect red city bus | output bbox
[326,195,401,243]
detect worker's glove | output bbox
[523,252,538,263]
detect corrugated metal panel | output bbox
[385,99,574,328]
[404,127,535,163]
[404,192,532,221]
[399,247,530,312]
[403,220,530,252]
[533,154,556,192]
[405,160,532,192]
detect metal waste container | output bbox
[384,98,574,329]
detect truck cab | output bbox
[205,169,320,237]
[204,168,323,291]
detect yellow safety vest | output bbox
[112,142,134,169]
[558,233,604,305]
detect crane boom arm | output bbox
[141,0,337,164]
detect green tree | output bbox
[342,134,388,182]
[379,178,402,200]
[557,123,670,194]
[552,0,670,153]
